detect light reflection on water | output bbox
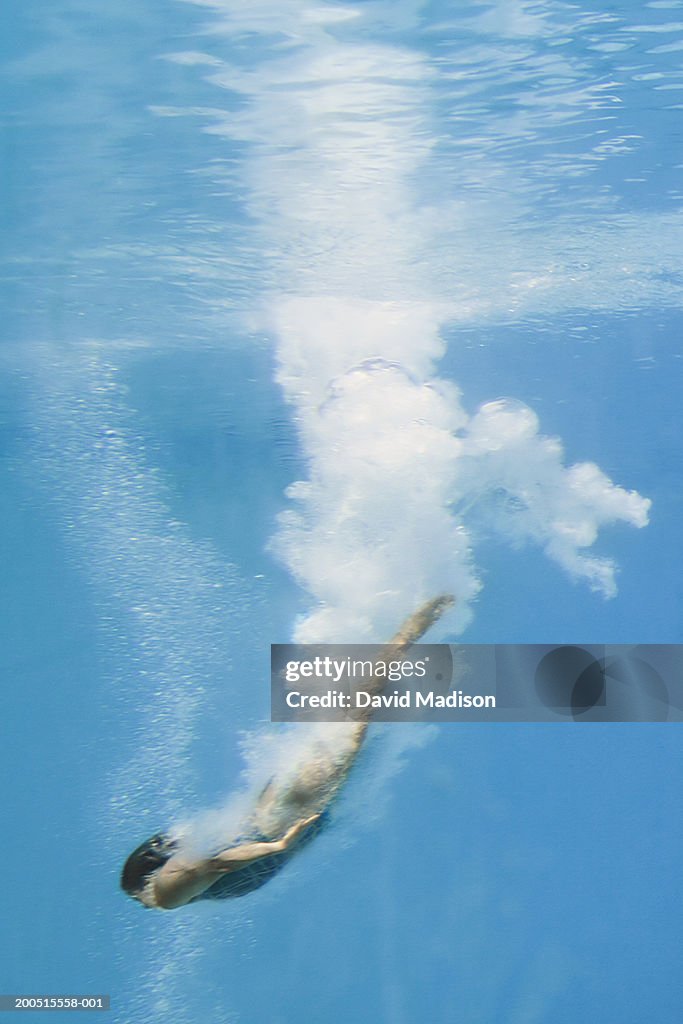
[4,0,683,335]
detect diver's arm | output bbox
[149,814,321,909]
[208,814,321,871]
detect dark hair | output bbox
[120,833,177,897]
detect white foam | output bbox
[168,0,652,851]
[271,305,649,639]
[179,0,651,642]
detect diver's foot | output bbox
[392,594,455,647]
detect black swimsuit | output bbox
[190,810,329,902]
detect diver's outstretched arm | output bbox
[208,814,321,872]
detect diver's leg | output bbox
[358,594,454,703]
[386,594,454,656]
[256,595,455,821]
[335,594,455,756]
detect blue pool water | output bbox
[2,0,683,1021]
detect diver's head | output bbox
[120,833,178,904]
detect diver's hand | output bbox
[281,813,322,844]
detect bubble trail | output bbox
[162,0,651,856]
[177,0,650,642]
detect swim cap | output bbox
[120,833,177,897]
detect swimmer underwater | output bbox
[121,595,453,910]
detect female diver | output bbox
[120,594,453,910]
